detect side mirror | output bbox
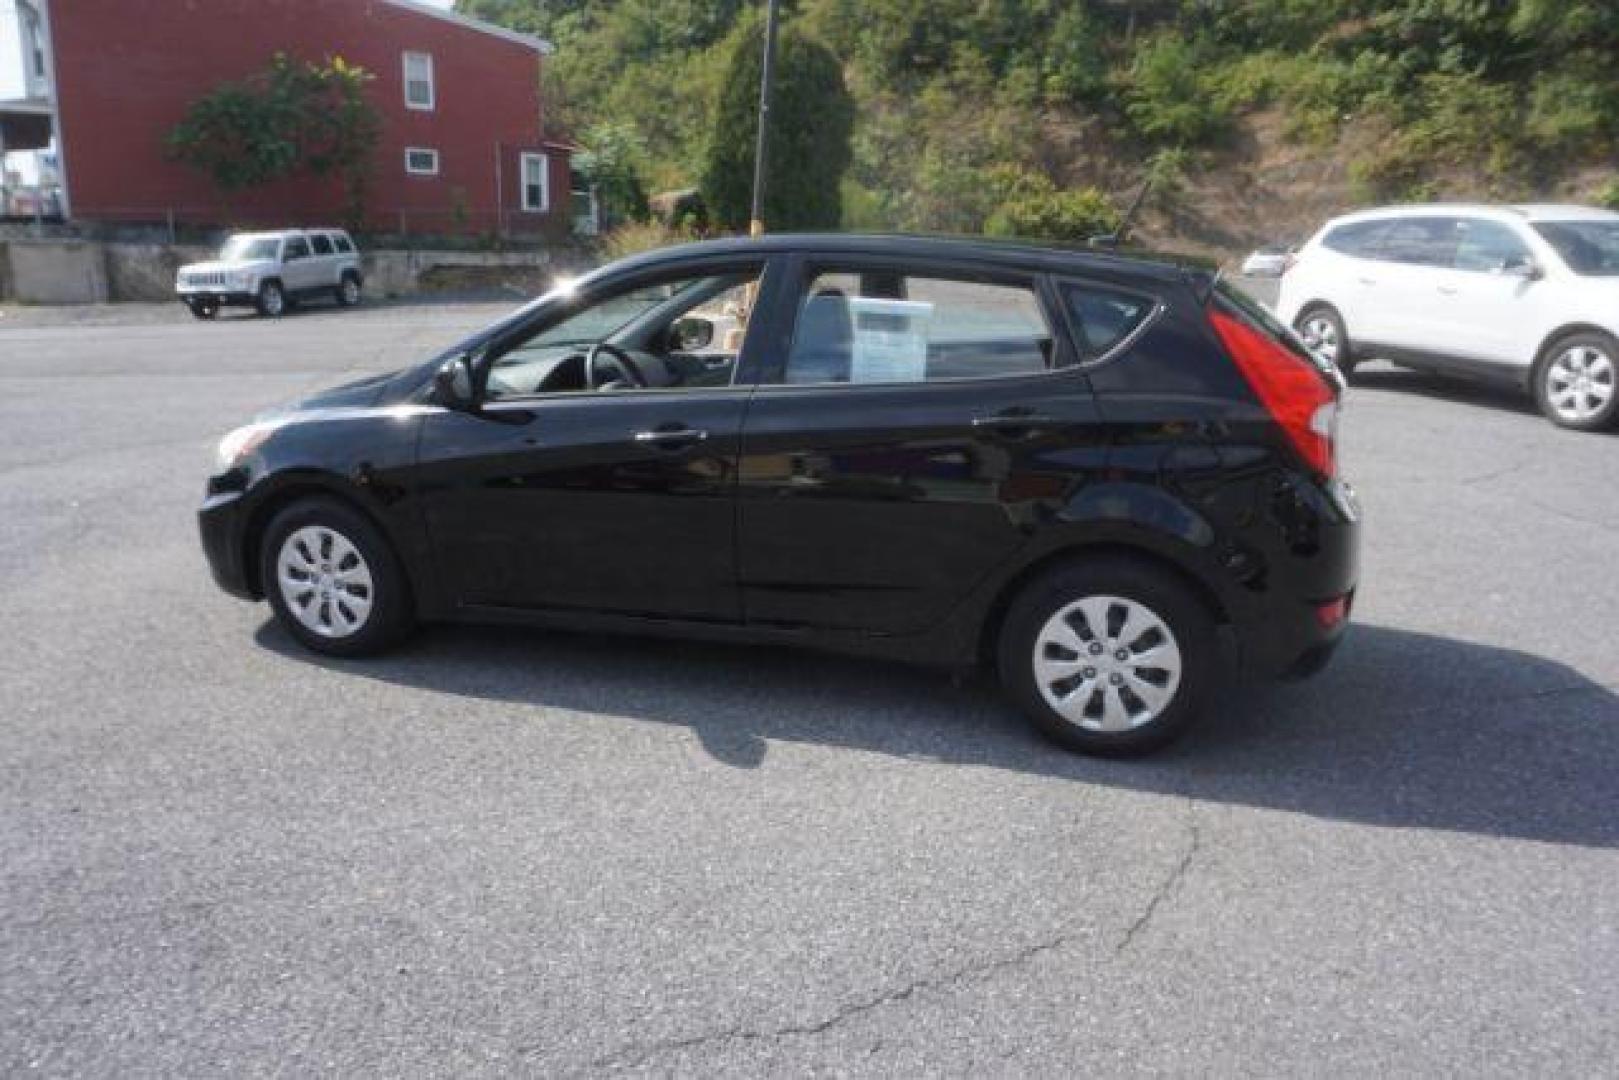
[434,354,476,410]
[1499,256,1542,281]
[672,316,715,351]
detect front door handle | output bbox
[633,425,709,448]
[973,412,1059,431]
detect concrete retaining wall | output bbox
[0,240,590,304]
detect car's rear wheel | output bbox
[1295,304,1355,377]
[998,558,1215,756]
[335,273,361,307]
[1536,332,1619,431]
[186,298,219,320]
[260,497,413,656]
[255,280,286,318]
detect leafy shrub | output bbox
[984,178,1119,244]
[598,220,702,261]
[1123,33,1231,146]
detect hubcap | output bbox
[277,525,374,638]
[1299,315,1340,363]
[343,279,359,302]
[1033,595,1183,732]
[1547,345,1615,421]
[264,287,283,315]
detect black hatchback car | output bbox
[201,234,1360,755]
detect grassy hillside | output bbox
[459,0,1619,255]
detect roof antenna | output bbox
[1090,173,1155,250]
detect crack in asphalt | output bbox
[1116,807,1202,953]
[587,805,1206,1071]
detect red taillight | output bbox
[1314,594,1349,630]
[1208,309,1338,477]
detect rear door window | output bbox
[777,269,1055,384]
[310,234,334,256]
[1061,285,1155,360]
[1378,217,1461,267]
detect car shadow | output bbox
[255,619,1619,850]
[1349,362,1539,418]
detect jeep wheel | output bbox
[335,273,362,308]
[186,299,219,320]
[255,280,286,318]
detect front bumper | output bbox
[179,290,257,307]
[198,487,256,600]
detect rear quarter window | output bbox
[1061,285,1155,360]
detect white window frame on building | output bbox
[402,51,436,111]
[520,152,549,213]
[404,147,440,176]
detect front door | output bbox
[1435,217,1544,368]
[414,260,773,620]
[736,259,1106,634]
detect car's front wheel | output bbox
[260,497,413,656]
[998,558,1215,756]
[1536,332,1619,431]
[186,298,219,320]
[335,273,362,308]
[1295,304,1355,377]
[255,280,286,318]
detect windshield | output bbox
[1532,222,1619,276]
[220,236,280,262]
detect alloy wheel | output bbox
[1546,344,1615,422]
[1299,314,1340,364]
[276,525,374,638]
[1032,595,1183,732]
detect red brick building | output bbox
[1,0,576,236]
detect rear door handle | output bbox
[633,425,708,447]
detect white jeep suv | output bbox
[1278,204,1619,430]
[176,228,363,320]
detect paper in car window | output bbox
[848,298,933,383]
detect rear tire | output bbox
[1295,304,1356,378]
[260,496,414,657]
[1534,331,1619,431]
[997,558,1215,756]
[255,280,286,318]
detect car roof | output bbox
[1322,203,1619,230]
[602,232,1209,286]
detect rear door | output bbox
[735,255,1107,634]
[1364,216,1461,353]
[279,233,320,293]
[308,232,338,288]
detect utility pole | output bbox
[748,0,781,236]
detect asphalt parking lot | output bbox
[3,295,1617,1075]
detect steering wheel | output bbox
[585,342,649,390]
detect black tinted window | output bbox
[283,236,311,260]
[310,234,334,256]
[1322,221,1389,257]
[1533,221,1619,276]
[1379,218,1460,267]
[1062,285,1154,359]
[333,235,354,253]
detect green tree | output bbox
[168,54,381,227]
[701,17,855,231]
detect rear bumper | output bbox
[1229,475,1360,680]
[198,489,256,600]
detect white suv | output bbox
[176,228,363,320]
[1278,204,1619,431]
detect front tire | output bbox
[260,497,414,657]
[255,280,286,318]
[1535,332,1619,431]
[186,298,219,320]
[334,273,362,308]
[998,558,1215,756]
[1295,304,1356,377]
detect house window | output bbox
[402,51,435,111]
[520,152,549,212]
[405,147,440,176]
[23,7,45,81]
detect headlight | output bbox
[215,423,274,470]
